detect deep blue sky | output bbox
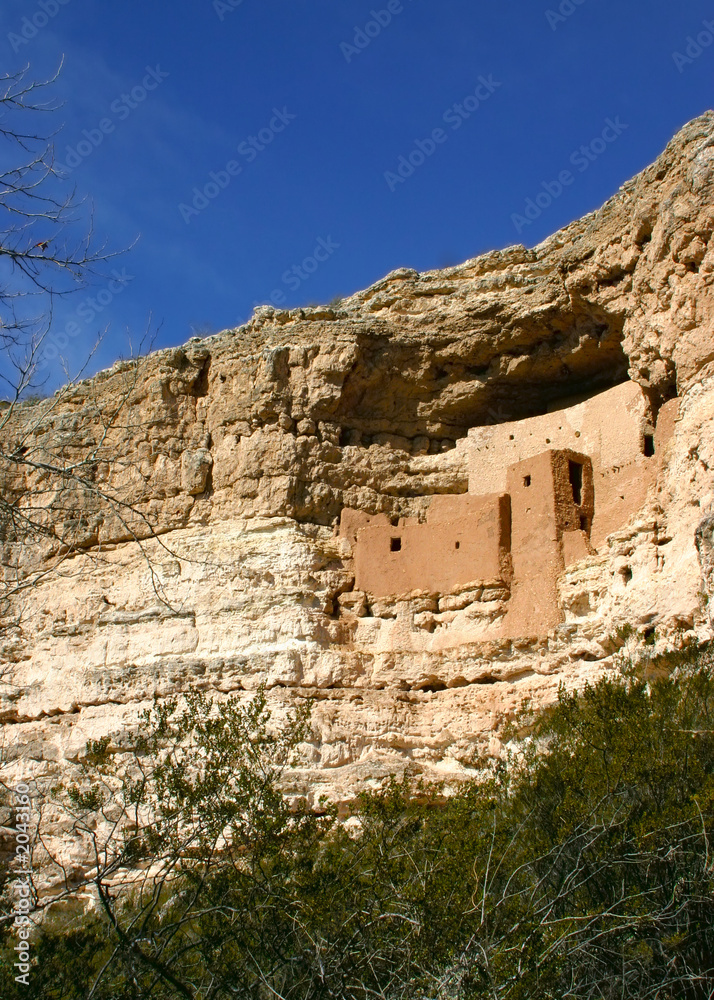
[3,0,713,390]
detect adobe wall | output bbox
[338,508,392,548]
[467,382,648,491]
[343,493,510,598]
[467,382,678,548]
[502,450,594,637]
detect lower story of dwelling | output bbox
[342,493,512,598]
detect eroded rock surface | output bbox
[1,113,714,836]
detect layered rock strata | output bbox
[1,112,714,836]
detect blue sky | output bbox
[2,0,713,391]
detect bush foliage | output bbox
[2,644,714,998]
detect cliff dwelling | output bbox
[340,381,679,637]
[1,113,713,954]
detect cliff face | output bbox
[1,112,714,819]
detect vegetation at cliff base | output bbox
[2,642,714,998]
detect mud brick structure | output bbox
[343,494,511,598]
[502,448,594,635]
[341,381,679,636]
[467,381,679,548]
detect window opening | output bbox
[568,461,583,505]
[643,434,655,457]
[523,475,531,487]
[390,537,402,552]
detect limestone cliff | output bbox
[1,111,714,833]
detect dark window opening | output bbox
[569,461,583,505]
[390,516,400,527]
[455,541,460,549]
[390,537,402,552]
[580,515,588,531]
[643,434,655,457]
[523,475,531,487]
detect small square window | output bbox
[455,541,460,549]
[390,537,402,552]
[523,475,531,487]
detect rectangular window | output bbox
[568,461,583,505]
[523,475,531,487]
[390,537,402,552]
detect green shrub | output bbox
[3,645,713,998]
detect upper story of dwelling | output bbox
[466,381,651,490]
[463,381,679,547]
